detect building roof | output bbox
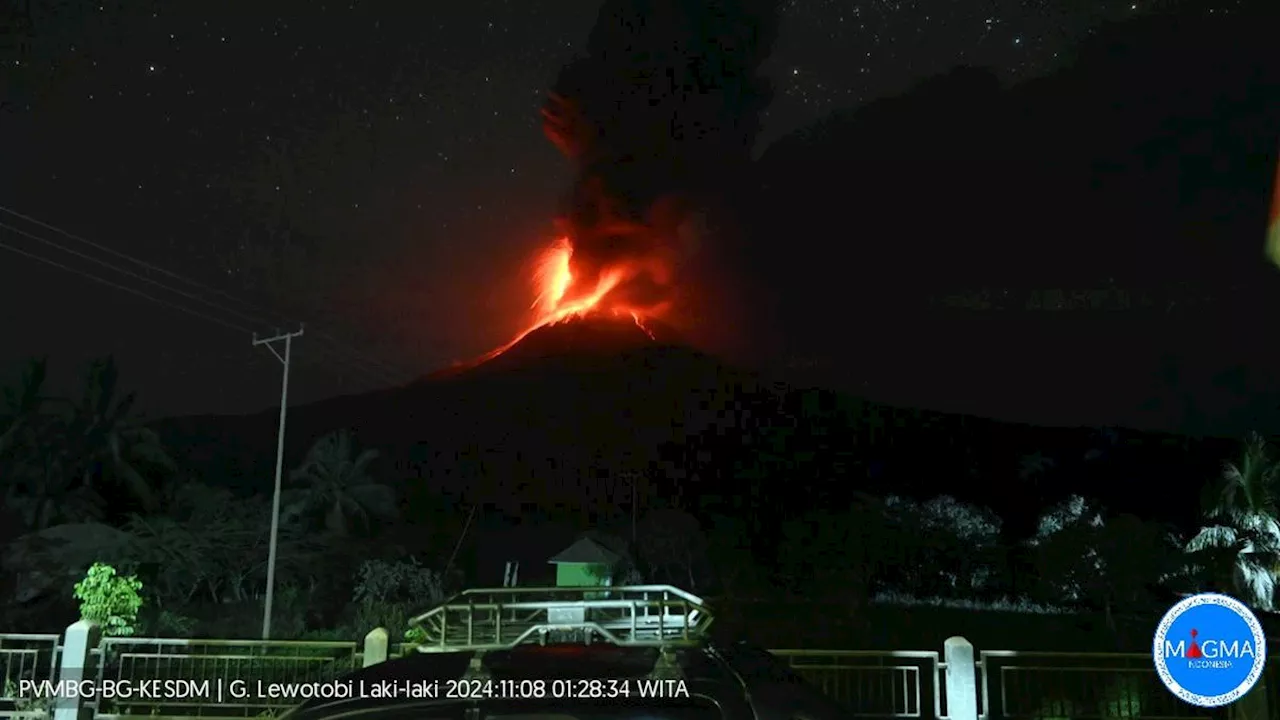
[548,536,621,565]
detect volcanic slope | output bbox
[153,313,1234,535]
[158,316,779,494]
[432,313,683,380]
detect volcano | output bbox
[433,313,683,380]
[152,313,1229,540]
[442,0,781,384]
[155,324,781,528]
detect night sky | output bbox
[0,0,1254,421]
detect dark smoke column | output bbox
[541,0,781,353]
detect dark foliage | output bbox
[7,3,1280,646]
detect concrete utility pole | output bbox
[1267,142,1280,268]
[253,325,304,640]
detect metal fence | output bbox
[0,635,61,720]
[2,631,1275,720]
[772,649,944,718]
[976,651,1217,720]
[91,637,362,719]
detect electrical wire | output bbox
[0,203,414,384]
[2,203,287,323]
[0,238,255,335]
[0,220,272,330]
[0,216,408,390]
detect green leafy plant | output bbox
[74,562,144,636]
[4,678,52,718]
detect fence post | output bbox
[363,628,389,667]
[943,636,979,720]
[54,620,100,720]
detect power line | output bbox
[0,237,254,335]
[0,220,389,387]
[0,219,404,384]
[0,224,399,389]
[0,203,414,383]
[0,220,273,330]
[0,203,282,321]
[0,209,414,386]
[310,327,407,380]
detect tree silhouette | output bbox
[284,430,396,535]
[2,358,169,528]
[6,447,104,530]
[63,357,175,512]
[127,480,326,605]
[0,357,49,464]
[1185,432,1280,609]
[0,359,103,529]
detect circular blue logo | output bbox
[1153,593,1267,707]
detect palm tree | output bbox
[0,358,50,465]
[7,446,105,530]
[1017,451,1055,488]
[284,430,395,535]
[1185,432,1280,610]
[63,357,175,511]
[2,358,108,529]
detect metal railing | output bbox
[90,637,359,718]
[409,585,713,651]
[3,631,1277,720]
[0,635,62,720]
[772,649,944,719]
[977,651,1216,720]
[388,643,416,660]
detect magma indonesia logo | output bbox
[1153,593,1267,707]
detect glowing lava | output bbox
[475,236,671,365]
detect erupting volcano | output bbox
[455,0,780,373]
[475,234,676,366]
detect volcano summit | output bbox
[434,312,682,380]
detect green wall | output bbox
[555,562,611,587]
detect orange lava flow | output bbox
[475,236,668,364]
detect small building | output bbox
[548,536,620,587]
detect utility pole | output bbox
[1267,140,1280,268]
[253,325,304,640]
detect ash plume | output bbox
[541,0,781,337]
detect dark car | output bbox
[284,585,849,720]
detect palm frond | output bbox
[1235,555,1277,609]
[324,500,349,535]
[286,429,391,533]
[1188,432,1280,608]
[114,462,157,511]
[351,448,379,475]
[349,483,397,519]
[1186,524,1239,553]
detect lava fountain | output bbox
[468,0,779,368]
[474,234,675,365]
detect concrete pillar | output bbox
[943,636,979,720]
[54,620,100,720]
[362,628,389,667]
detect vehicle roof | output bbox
[286,644,745,720]
[286,643,854,720]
